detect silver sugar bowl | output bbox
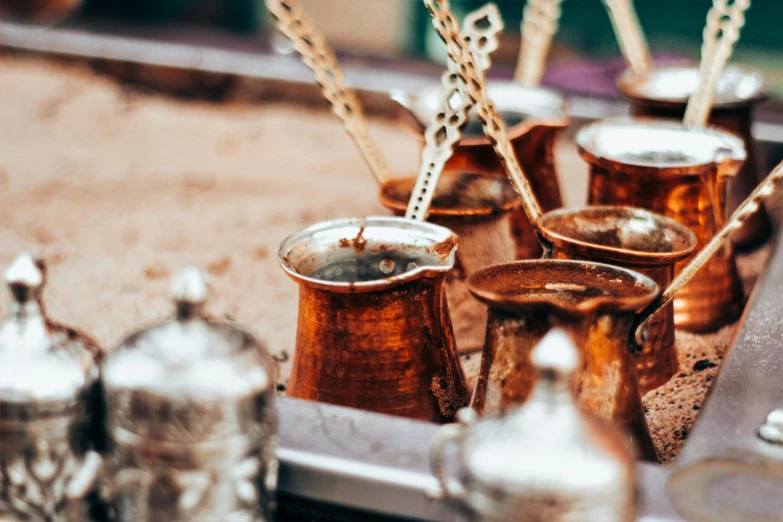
[101,267,278,522]
[0,254,104,521]
[429,329,637,521]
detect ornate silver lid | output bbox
[430,329,636,521]
[0,253,101,419]
[103,267,277,453]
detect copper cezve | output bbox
[279,216,469,423]
[578,117,747,333]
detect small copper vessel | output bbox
[618,64,771,249]
[393,81,568,258]
[468,259,659,461]
[101,267,278,521]
[539,206,697,394]
[578,117,747,333]
[279,216,469,423]
[430,330,637,521]
[0,254,104,521]
[379,172,519,353]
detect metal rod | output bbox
[601,0,652,77]
[634,158,783,346]
[265,0,393,185]
[514,0,565,86]
[405,4,503,221]
[683,0,751,127]
[421,0,545,236]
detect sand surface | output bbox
[0,55,775,463]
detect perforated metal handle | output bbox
[266,0,392,185]
[405,4,503,221]
[683,0,751,127]
[515,0,565,86]
[421,0,545,235]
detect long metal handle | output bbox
[405,4,503,221]
[515,0,565,86]
[602,0,652,77]
[266,0,392,185]
[422,0,545,236]
[683,0,751,127]
[634,159,783,346]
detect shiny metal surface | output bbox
[0,254,103,521]
[101,267,278,522]
[430,330,637,521]
[579,117,747,333]
[279,216,468,422]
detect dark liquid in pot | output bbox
[309,252,434,283]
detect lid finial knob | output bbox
[170,266,208,319]
[531,328,579,382]
[5,253,45,304]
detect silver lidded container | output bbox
[101,267,278,522]
[429,329,637,521]
[0,254,104,521]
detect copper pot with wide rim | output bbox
[578,117,747,333]
[279,216,469,423]
[467,259,659,462]
[617,64,771,249]
[539,206,697,394]
[379,172,519,354]
[392,81,568,259]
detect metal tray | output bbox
[3,22,783,522]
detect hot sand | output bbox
[0,55,776,463]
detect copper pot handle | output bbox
[634,158,783,347]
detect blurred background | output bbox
[2,0,782,100]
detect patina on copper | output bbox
[467,259,659,462]
[618,64,771,249]
[394,81,567,259]
[578,117,747,333]
[380,172,519,353]
[539,206,697,394]
[279,216,469,423]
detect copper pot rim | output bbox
[576,117,746,177]
[394,81,570,146]
[539,206,698,266]
[616,63,769,110]
[466,259,659,316]
[378,172,521,221]
[278,216,459,294]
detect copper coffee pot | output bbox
[539,206,697,394]
[392,82,567,259]
[578,117,747,333]
[380,172,519,354]
[279,217,469,423]
[468,259,659,462]
[617,64,771,249]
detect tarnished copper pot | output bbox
[539,206,697,394]
[468,260,659,461]
[279,216,469,423]
[379,172,519,353]
[578,118,747,333]
[393,81,568,259]
[618,64,771,249]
